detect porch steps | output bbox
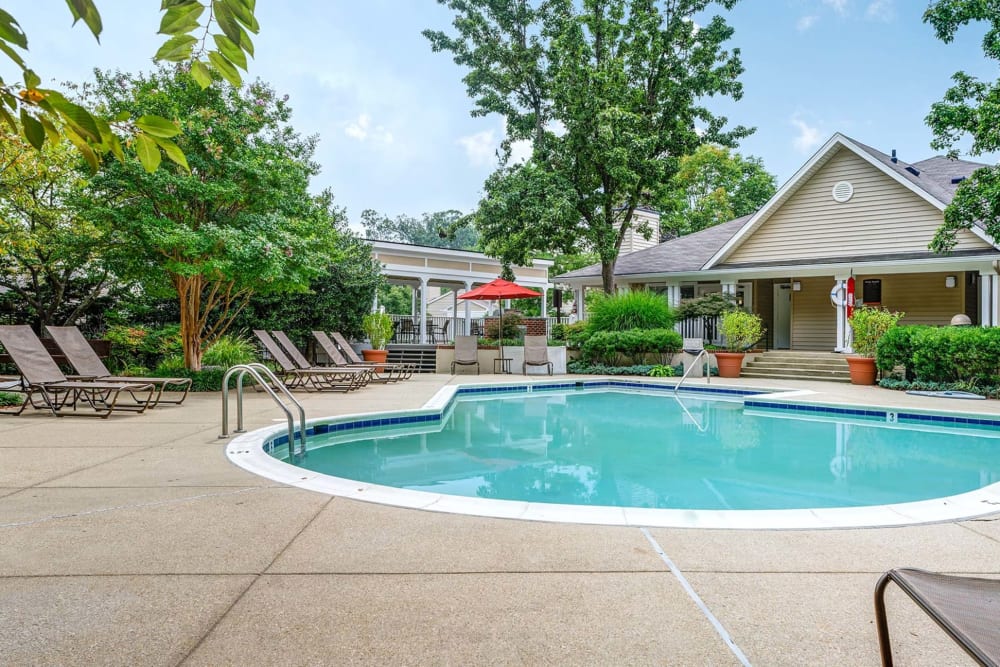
[388,344,437,374]
[741,351,851,383]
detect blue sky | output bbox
[5,0,996,230]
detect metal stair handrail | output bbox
[220,363,307,459]
[674,348,711,394]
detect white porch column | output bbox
[418,277,429,344]
[541,287,549,317]
[833,275,849,352]
[451,289,458,342]
[980,271,994,326]
[993,275,1000,327]
[463,280,473,336]
[576,287,586,321]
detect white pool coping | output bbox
[225,380,1000,530]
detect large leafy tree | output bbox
[78,67,343,370]
[360,209,480,250]
[659,144,776,238]
[0,131,124,330]
[0,1,259,171]
[924,1,1000,253]
[426,0,750,293]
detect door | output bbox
[773,283,792,349]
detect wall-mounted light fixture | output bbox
[945,275,957,288]
[792,281,802,291]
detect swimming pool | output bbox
[226,380,1000,529]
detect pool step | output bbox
[742,351,851,383]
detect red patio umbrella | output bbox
[458,278,542,363]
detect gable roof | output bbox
[705,133,994,267]
[556,215,751,281]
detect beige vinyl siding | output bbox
[791,277,836,350]
[376,253,425,267]
[728,148,991,264]
[857,272,964,326]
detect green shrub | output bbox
[875,325,931,376]
[848,307,903,357]
[105,323,182,374]
[580,328,681,365]
[203,335,258,368]
[719,310,764,351]
[152,356,236,391]
[675,292,738,320]
[0,391,24,407]
[484,312,523,340]
[648,365,676,377]
[875,325,1000,384]
[586,290,675,332]
[556,321,589,349]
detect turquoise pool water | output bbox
[281,389,1000,511]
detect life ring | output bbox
[830,283,846,308]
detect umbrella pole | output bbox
[498,301,504,363]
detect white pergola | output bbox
[369,240,553,344]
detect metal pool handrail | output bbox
[220,363,307,459]
[674,349,711,394]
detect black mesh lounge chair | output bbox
[874,567,1000,666]
[522,335,553,375]
[326,331,414,381]
[0,325,154,418]
[451,335,479,374]
[253,330,368,392]
[45,325,192,407]
[312,331,411,383]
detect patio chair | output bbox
[874,567,1000,666]
[451,335,479,374]
[0,325,155,418]
[329,331,414,380]
[522,335,553,375]
[312,331,411,382]
[45,325,192,407]
[252,330,368,392]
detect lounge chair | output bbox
[329,331,414,380]
[312,331,411,383]
[874,567,1000,666]
[252,330,368,392]
[45,325,192,407]
[0,325,155,418]
[522,335,553,375]
[451,335,479,374]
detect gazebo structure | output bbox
[368,240,553,344]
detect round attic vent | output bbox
[832,181,854,203]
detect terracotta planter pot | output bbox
[846,355,877,385]
[362,348,388,372]
[714,351,745,378]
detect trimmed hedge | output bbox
[580,328,682,366]
[567,361,684,376]
[877,325,1000,384]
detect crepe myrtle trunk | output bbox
[175,274,204,371]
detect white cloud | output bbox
[796,15,819,31]
[865,0,894,22]
[821,0,848,15]
[509,139,533,164]
[343,114,394,145]
[791,115,823,154]
[458,129,498,167]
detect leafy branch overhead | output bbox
[0,0,259,172]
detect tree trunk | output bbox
[176,274,204,371]
[601,261,615,294]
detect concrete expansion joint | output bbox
[0,486,266,529]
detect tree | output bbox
[924,1,1000,253]
[0,131,122,330]
[0,1,259,171]
[659,144,776,238]
[360,209,480,250]
[77,67,343,370]
[426,0,750,293]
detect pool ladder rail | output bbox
[220,363,307,460]
[674,347,711,395]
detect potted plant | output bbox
[361,311,394,368]
[715,309,765,378]
[847,307,903,385]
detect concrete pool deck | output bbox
[1,374,998,666]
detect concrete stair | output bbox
[741,350,851,383]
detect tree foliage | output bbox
[76,67,343,370]
[924,0,1000,252]
[0,1,259,171]
[659,144,776,238]
[360,209,480,250]
[426,0,750,293]
[0,131,123,330]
